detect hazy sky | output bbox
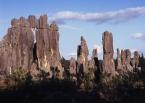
[0,0,145,59]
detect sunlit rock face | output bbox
[116,48,123,72]
[28,15,38,28]
[121,49,133,72]
[35,15,62,78]
[133,51,139,69]
[121,50,126,70]
[48,21,61,67]
[0,17,34,74]
[0,15,62,78]
[102,31,115,77]
[77,36,89,74]
[0,14,141,81]
[36,15,49,69]
[125,49,133,72]
[69,57,77,81]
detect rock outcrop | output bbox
[36,15,61,71]
[92,48,98,59]
[133,51,139,69]
[77,36,89,74]
[121,49,133,72]
[121,50,126,70]
[102,31,115,77]
[28,15,38,28]
[76,36,89,88]
[116,48,123,72]
[69,57,77,81]
[0,17,34,74]
[0,14,141,81]
[125,49,133,72]
[0,15,62,78]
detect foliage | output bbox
[84,72,95,92]
[99,72,143,89]
[9,67,28,85]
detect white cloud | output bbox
[50,7,145,24]
[132,33,145,40]
[68,52,77,59]
[68,52,77,56]
[93,44,103,54]
[60,25,81,30]
[131,48,138,53]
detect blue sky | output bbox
[0,0,145,59]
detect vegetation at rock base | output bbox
[0,66,145,103]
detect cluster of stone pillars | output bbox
[0,15,63,80]
[69,31,140,87]
[0,14,140,82]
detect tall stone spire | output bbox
[133,51,139,69]
[116,48,123,73]
[102,31,115,77]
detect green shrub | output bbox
[10,67,28,85]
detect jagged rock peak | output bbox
[50,21,58,31]
[116,48,123,72]
[133,51,139,68]
[102,31,114,54]
[28,15,38,28]
[92,48,98,58]
[80,36,89,57]
[11,18,18,27]
[0,14,62,77]
[11,17,30,27]
[38,14,48,29]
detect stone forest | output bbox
[0,14,145,103]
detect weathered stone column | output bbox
[92,48,98,59]
[102,31,115,77]
[35,15,62,79]
[125,49,133,72]
[69,57,77,81]
[133,51,139,69]
[121,50,126,69]
[0,16,34,74]
[116,48,123,72]
[77,36,89,74]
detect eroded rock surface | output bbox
[125,49,133,72]
[0,15,62,79]
[102,31,115,77]
[0,17,34,74]
[133,51,139,69]
[116,48,123,72]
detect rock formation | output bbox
[116,48,123,72]
[88,59,95,80]
[48,21,61,67]
[76,36,89,88]
[0,14,141,81]
[121,49,133,72]
[77,36,89,73]
[0,15,62,79]
[121,50,126,70]
[92,48,98,59]
[28,15,38,28]
[80,36,89,59]
[102,31,115,77]
[69,57,77,81]
[125,49,133,72]
[133,51,139,69]
[0,17,34,74]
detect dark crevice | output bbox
[33,43,38,62]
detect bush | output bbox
[9,67,28,86]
